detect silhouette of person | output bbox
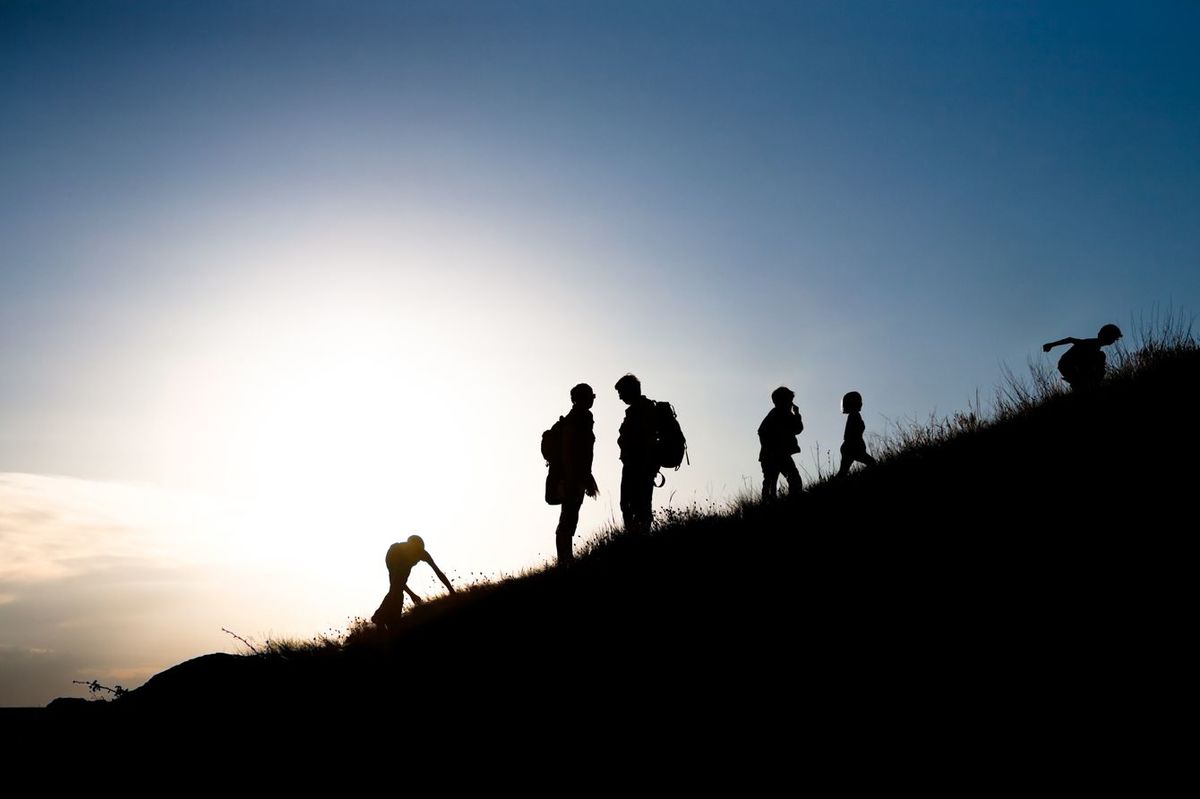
[837,391,877,477]
[552,383,599,566]
[371,534,455,629]
[1043,323,1123,390]
[758,386,804,500]
[615,373,658,536]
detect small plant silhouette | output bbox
[73,679,127,699]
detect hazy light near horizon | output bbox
[0,471,403,705]
[105,220,592,575]
[0,473,214,582]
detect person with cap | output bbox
[550,383,599,567]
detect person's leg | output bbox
[623,463,654,535]
[372,590,405,630]
[761,461,779,501]
[620,463,636,533]
[836,443,853,478]
[638,466,656,534]
[555,488,584,566]
[780,457,802,496]
[857,452,877,468]
[758,458,777,501]
[1058,353,1080,388]
[1083,350,1107,387]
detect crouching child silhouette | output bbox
[837,391,877,478]
[371,534,455,630]
[1043,323,1123,390]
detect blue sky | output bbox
[2,1,1197,705]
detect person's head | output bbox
[1097,323,1123,346]
[842,391,863,414]
[770,386,794,409]
[570,382,595,409]
[406,534,425,553]
[614,373,641,404]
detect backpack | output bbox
[542,417,565,505]
[541,417,565,466]
[653,401,688,470]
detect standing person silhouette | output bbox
[371,535,455,630]
[553,383,599,566]
[837,391,877,478]
[758,386,804,500]
[615,374,658,536]
[1043,323,1123,390]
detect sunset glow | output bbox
[3,1,1197,706]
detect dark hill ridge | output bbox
[40,343,1198,738]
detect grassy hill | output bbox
[39,323,1198,751]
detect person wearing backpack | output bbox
[545,383,599,566]
[1043,323,1123,390]
[615,373,659,536]
[758,386,804,500]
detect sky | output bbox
[2,1,1198,705]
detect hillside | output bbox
[36,334,1198,746]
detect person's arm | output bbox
[424,555,456,595]
[1043,337,1079,352]
[582,413,595,477]
[562,417,583,481]
[582,415,599,497]
[561,416,574,462]
[583,464,598,498]
[404,585,424,605]
[843,414,864,445]
[790,405,804,434]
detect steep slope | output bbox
[47,345,1198,745]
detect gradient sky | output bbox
[2,1,1198,705]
